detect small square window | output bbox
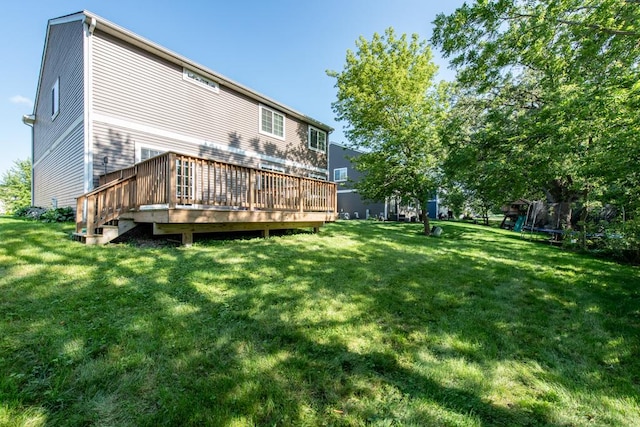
[51,78,60,120]
[309,126,327,152]
[334,167,347,182]
[183,68,219,93]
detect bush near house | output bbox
[13,206,74,222]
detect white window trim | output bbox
[134,141,167,163]
[334,167,348,182]
[259,104,286,141]
[183,68,219,93]
[51,77,60,120]
[308,126,327,153]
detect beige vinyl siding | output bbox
[93,121,260,178]
[91,30,326,173]
[33,123,85,208]
[33,20,84,162]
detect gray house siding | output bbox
[337,193,387,220]
[329,143,442,220]
[330,144,386,219]
[91,30,326,179]
[32,19,85,208]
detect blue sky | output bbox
[0,0,465,177]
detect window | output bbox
[260,105,285,139]
[51,77,60,120]
[183,68,219,93]
[140,147,164,161]
[333,167,347,182]
[135,143,166,163]
[309,172,328,181]
[176,158,194,200]
[309,126,327,152]
[259,163,285,173]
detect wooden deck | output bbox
[75,152,337,244]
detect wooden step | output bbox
[73,225,122,245]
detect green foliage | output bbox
[1,218,638,425]
[40,207,75,223]
[328,28,449,234]
[432,0,640,253]
[0,158,31,214]
[13,206,47,220]
[13,206,74,223]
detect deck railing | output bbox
[77,152,337,235]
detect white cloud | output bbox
[10,95,33,107]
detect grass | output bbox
[0,217,638,426]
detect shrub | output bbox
[40,207,75,223]
[14,206,74,223]
[13,206,48,220]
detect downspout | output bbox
[83,16,96,194]
[22,114,36,206]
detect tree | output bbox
[328,28,448,235]
[431,0,640,230]
[0,158,32,214]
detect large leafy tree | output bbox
[0,158,32,214]
[328,28,448,235]
[432,0,640,228]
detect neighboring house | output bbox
[23,11,336,244]
[329,143,441,221]
[329,143,387,220]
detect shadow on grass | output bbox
[1,218,638,425]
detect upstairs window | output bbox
[260,105,285,139]
[309,126,327,152]
[333,167,347,182]
[51,77,60,120]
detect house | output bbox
[329,143,441,221]
[23,11,336,244]
[329,143,387,220]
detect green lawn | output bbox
[1,217,638,426]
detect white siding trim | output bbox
[83,20,95,192]
[33,115,84,168]
[49,12,86,26]
[337,189,358,194]
[92,113,329,175]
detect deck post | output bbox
[76,197,84,233]
[167,153,176,209]
[86,196,96,236]
[249,168,255,211]
[182,231,193,246]
[298,177,304,213]
[262,228,270,239]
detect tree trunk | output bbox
[422,207,431,235]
